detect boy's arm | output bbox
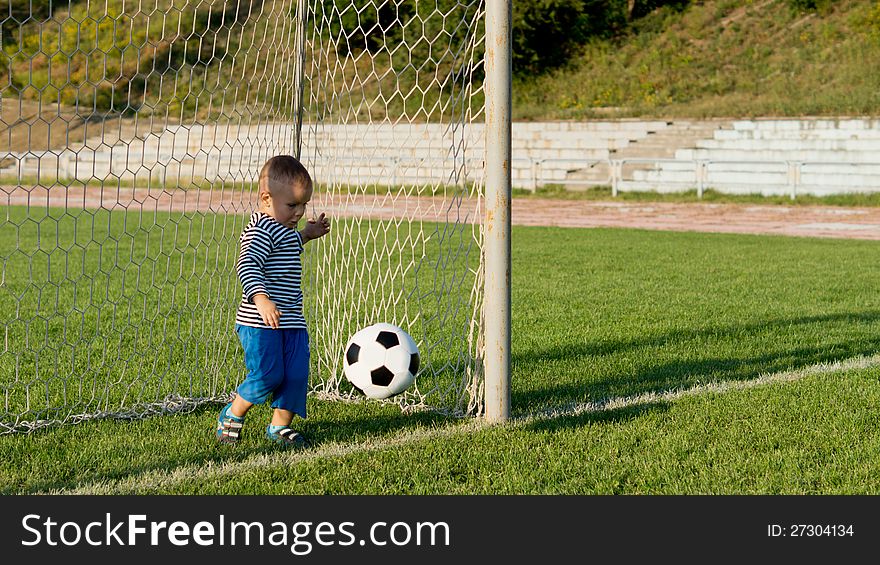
[299,212,331,244]
[239,226,283,328]
[251,293,281,329]
[237,225,273,303]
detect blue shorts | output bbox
[235,325,309,418]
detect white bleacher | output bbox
[0,120,668,190]
[627,119,880,196]
[13,118,880,196]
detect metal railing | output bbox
[520,157,880,200]
[5,150,880,201]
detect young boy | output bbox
[217,154,330,447]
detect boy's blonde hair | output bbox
[259,155,312,195]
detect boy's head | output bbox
[258,155,313,229]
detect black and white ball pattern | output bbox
[343,323,420,399]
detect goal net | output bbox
[0,0,488,433]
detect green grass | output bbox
[4,1,879,126]
[2,0,297,120]
[0,204,480,425]
[10,0,880,126]
[2,0,481,124]
[2,220,880,493]
[515,0,880,120]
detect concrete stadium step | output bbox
[714,128,880,141]
[609,120,734,159]
[696,139,880,151]
[512,120,669,132]
[676,148,880,163]
[6,118,880,197]
[615,179,871,196]
[797,172,880,187]
[310,147,610,161]
[733,119,880,131]
[636,160,786,173]
[636,169,791,185]
[652,160,880,176]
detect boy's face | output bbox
[261,179,312,229]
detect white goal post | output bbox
[0,0,511,432]
[483,0,511,422]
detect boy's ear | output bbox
[259,190,271,206]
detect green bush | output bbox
[324,0,633,78]
[1,1,55,46]
[629,0,691,19]
[787,0,833,12]
[512,1,628,76]
[1,0,268,117]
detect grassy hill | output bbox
[1,0,878,129]
[0,0,297,121]
[514,0,880,120]
[0,0,479,129]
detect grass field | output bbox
[0,204,480,428]
[3,216,880,494]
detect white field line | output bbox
[46,354,880,495]
[46,420,488,495]
[519,353,880,422]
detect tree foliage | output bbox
[324,0,697,78]
[787,0,833,12]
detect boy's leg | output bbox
[266,329,309,447]
[268,407,300,447]
[218,325,285,444]
[270,408,295,427]
[271,328,309,418]
[230,395,254,418]
[216,401,245,444]
[236,325,286,405]
[217,391,254,443]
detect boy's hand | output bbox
[300,212,330,243]
[253,294,281,329]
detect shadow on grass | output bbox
[7,311,880,492]
[522,400,672,434]
[514,311,880,363]
[511,310,880,417]
[2,401,457,494]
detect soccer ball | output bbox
[343,323,420,400]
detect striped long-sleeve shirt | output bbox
[235,211,306,329]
